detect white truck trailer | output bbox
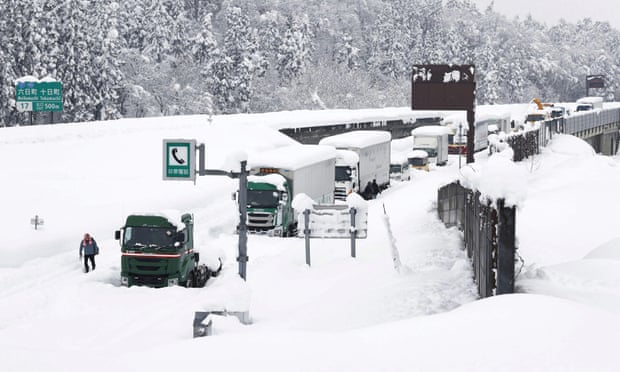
[319,130,391,200]
[411,126,449,166]
[246,144,336,237]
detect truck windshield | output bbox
[576,104,592,112]
[409,158,427,166]
[247,189,280,208]
[526,114,546,121]
[124,227,175,249]
[390,164,402,174]
[335,166,352,181]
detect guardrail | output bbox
[504,107,620,160]
[562,107,620,135]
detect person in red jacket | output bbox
[79,233,99,273]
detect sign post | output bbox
[30,215,44,230]
[411,64,476,163]
[586,74,605,97]
[163,139,249,280]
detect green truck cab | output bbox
[115,213,217,288]
[247,173,294,236]
[245,145,337,237]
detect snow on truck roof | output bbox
[336,149,360,165]
[248,144,336,170]
[248,174,287,191]
[125,210,184,228]
[391,151,408,163]
[411,125,450,136]
[577,96,603,103]
[408,150,429,158]
[318,130,392,148]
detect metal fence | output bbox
[437,107,620,297]
[506,129,541,162]
[504,107,620,160]
[438,181,516,298]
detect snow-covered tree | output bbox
[207,5,266,113]
[142,0,176,63]
[276,15,314,84]
[191,14,218,64]
[334,33,361,70]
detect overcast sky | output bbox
[470,0,620,30]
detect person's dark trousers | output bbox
[84,254,96,272]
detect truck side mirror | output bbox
[114,230,121,240]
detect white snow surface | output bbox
[248,144,337,170]
[411,125,451,136]
[248,174,287,191]
[319,130,392,148]
[408,149,430,160]
[1,106,620,372]
[336,148,360,166]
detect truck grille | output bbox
[334,187,348,201]
[247,212,275,229]
[130,274,166,287]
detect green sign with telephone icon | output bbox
[163,139,196,181]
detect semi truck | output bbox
[411,126,449,166]
[390,152,411,181]
[442,115,497,155]
[576,96,603,111]
[407,150,429,171]
[246,144,336,237]
[115,212,221,288]
[318,130,391,200]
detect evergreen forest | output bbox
[1,0,619,125]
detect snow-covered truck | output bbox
[115,212,221,288]
[246,144,336,237]
[411,126,449,166]
[407,150,429,171]
[318,130,391,200]
[390,152,411,181]
[576,96,603,112]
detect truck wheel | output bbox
[287,222,298,237]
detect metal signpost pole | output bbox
[458,122,463,168]
[466,109,475,164]
[304,209,311,266]
[167,141,249,280]
[350,207,357,258]
[237,161,248,281]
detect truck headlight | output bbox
[121,276,129,286]
[167,278,178,287]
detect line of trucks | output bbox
[115,129,452,288]
[245,131,392,236]
[244,129,457,236]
